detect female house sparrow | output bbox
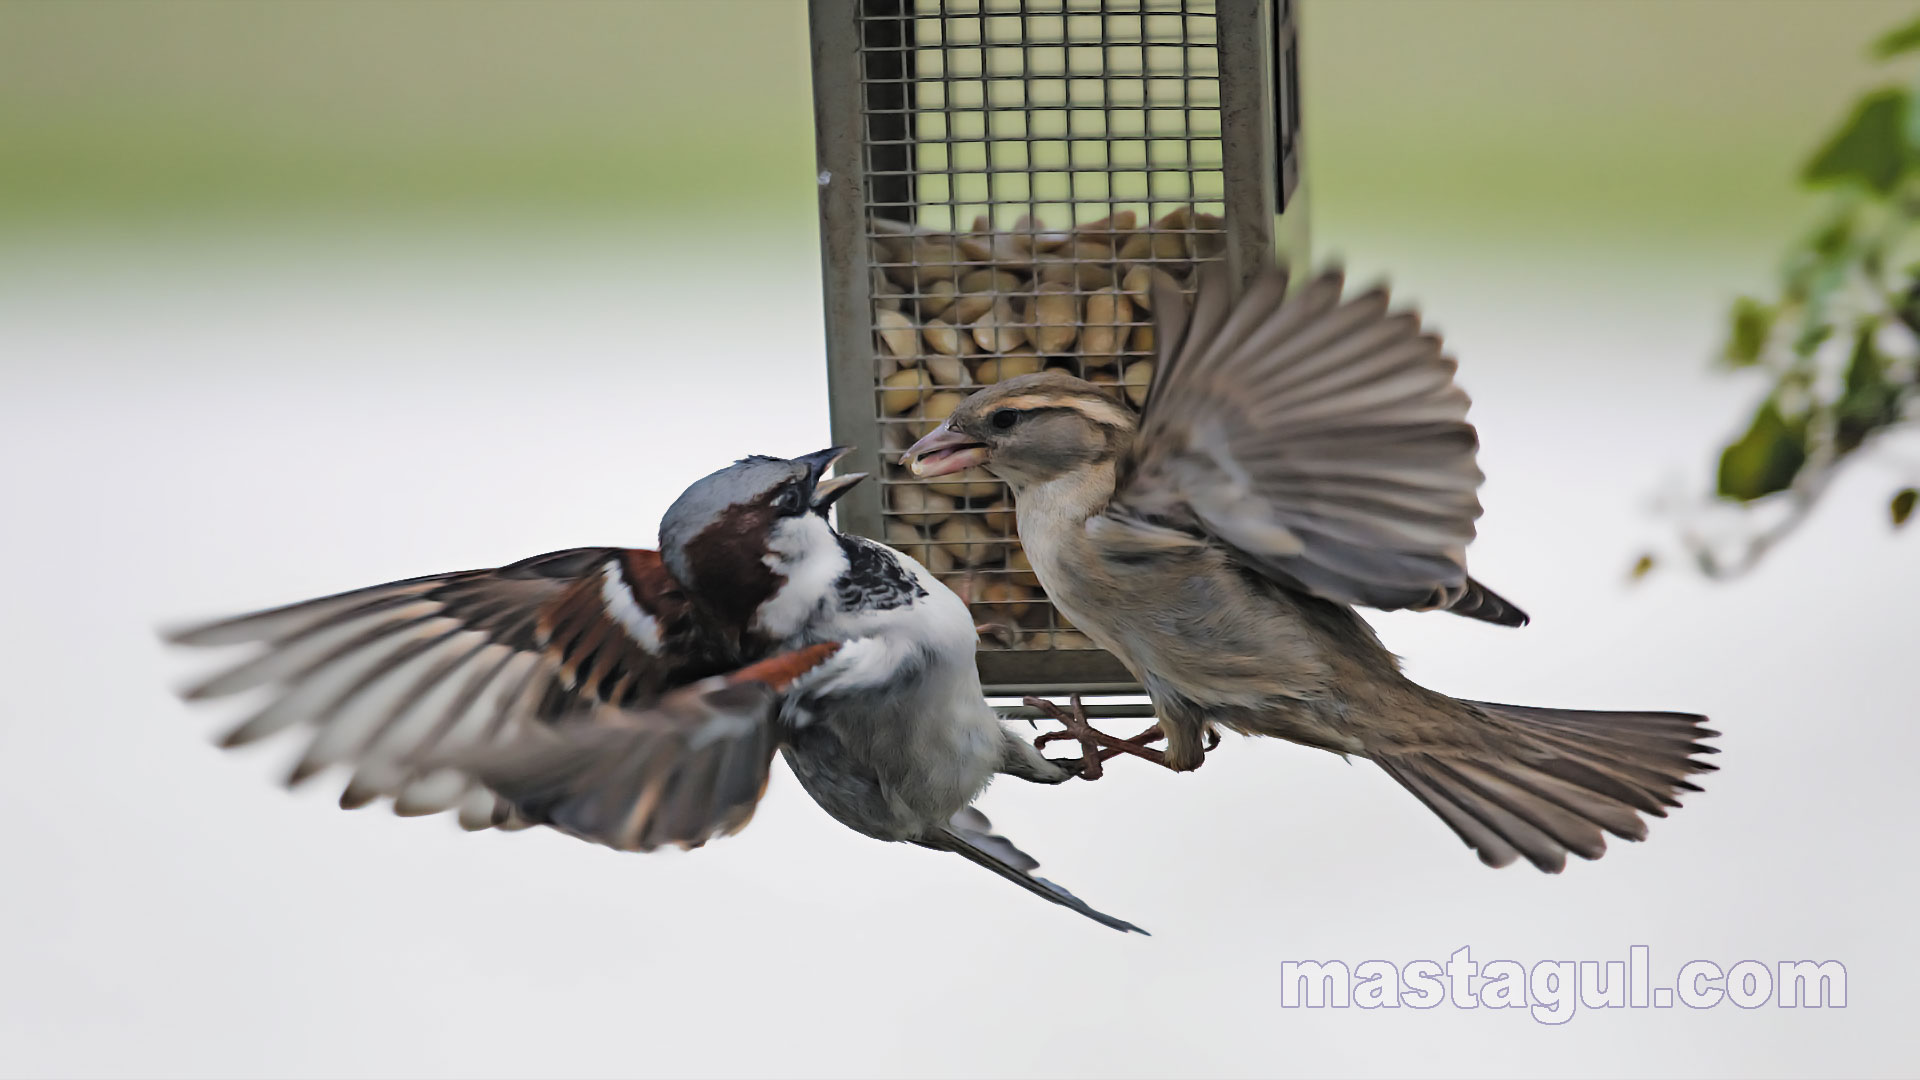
[905,267,1718,874]
[166,449,1142,933]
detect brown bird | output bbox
[904,265,1718,873]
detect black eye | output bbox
[773,485,804,514]
[990,408,1020,431]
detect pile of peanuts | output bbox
[866,205,1223,649]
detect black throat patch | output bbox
[834,534,929,611]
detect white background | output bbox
[2,226,1912,1078]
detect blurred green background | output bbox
[2,0,1911,254]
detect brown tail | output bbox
[1370,702,1718,873]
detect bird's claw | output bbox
[1025,694,1105,780]
[1041,754,1095,780]
[1025,696,1178,777]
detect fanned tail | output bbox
[1371,702,1718,873]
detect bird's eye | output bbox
[990,408,1020,431]
[773,485,804,514]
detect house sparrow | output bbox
[165,448,1142,933]
[904,266,1718,873]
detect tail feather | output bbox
[1503,715,1716,810]
[1373,702,1717,874]
[922,811,1147,935]
[1375,757,1527,869]
[1445,576,1530,628]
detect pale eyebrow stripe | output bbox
[994,394,1134,429]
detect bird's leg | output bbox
[1112,724,1169,749]
[1024,694,1107,780]
[1025,695,1176,774]
[974,621,1022,649]
[1034,711,1220,770]
[1092,723,1226,761]
[1034,716,1172,760]
[1060,724,1170,766]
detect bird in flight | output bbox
[165,448,1143,933]
[905,265,1718,873]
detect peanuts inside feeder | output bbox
[810,0,1306,706]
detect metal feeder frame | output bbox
[809,0,1306,711]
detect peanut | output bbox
[880,366,933,414]
[1027,283,1081,355]
[935,516,1007,567]
[924,352,969,387]
[971,296,1028,353]
[887,483,955,527]
[928,467,1003,499]
[922,318,970,358]
[875,308,921,359]
[973,350,1045,384]
[1122,359,1154,406]
[919,279,958,319]
[1081,287,1134,363]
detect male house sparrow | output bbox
[905,267,1718,873]
[166,449,1142,933]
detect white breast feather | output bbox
[753,514,850,641]
[801,536,1005,831]
[875,542,979,657]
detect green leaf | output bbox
[1894,488,1918,527]
[1724,297,1775,366]
[1792,321,1835,357]
[1836,322,1901,452]
[1845,322,1889,396]
[1906,80,1920,154]
[1784,207,1858,310]
[1628,553,1657,581]
[1901,280,1920,336]
[1717,399,1809,502]
[1803,89,1911,195]
[1810,213,1856,257]
[1863,236,1888,281]
[1874,16,1920,59]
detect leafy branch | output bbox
[1649,15,1920,579]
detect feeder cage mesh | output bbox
[811,0,1304,701]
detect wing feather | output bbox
[447,643,845,853]
[1117,264,1528,626]
[166,547,735,824]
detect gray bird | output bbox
[904,266,1718,873]
[165,449,1142,932]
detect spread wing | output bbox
[1109,264,1527,626]
[445,644,844,852]
[164,547,737,826]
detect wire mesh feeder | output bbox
[809,0,1305,710]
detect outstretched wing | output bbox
[1110,264,1526,626]
[164,547,737,826]
[448,644,845,852]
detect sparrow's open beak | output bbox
[795,446,867,513]
[902,422,990,478]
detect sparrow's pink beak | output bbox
[902,422,990,478]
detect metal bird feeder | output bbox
[809,0,1306,705]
